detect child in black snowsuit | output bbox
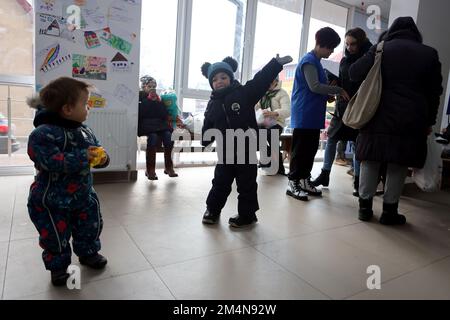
[201,55,292,228]
[27,77,110,286]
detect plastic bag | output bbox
[412,136,443,192]
[256,109,277,128]
[256,109,265,125]
[182,115,194,133]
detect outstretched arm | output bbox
[243,55,292,107]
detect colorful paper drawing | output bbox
[100,28,132,54]
[84,31,100,49]
[123,0,140,5]
[38,13,75,42]
[99,27,112,41]
[88,93,106,108]
[82,5,108,31]
[110,52,133,72]
[63,0,107,31]
[72,54,107,80]
[36,0,63,15]
[109,1,133,24]
[38,43,71,73]
[113,84,135,105]
[104,23,137,43]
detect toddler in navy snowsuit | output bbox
[27,77,109,286]
[200,55,292,228]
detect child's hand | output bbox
[88,146,106,167]
[87,146,98,162]
[275,54,293,66]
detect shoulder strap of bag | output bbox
[376,41,384,56]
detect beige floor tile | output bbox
[157,247,329,300]
[349,256,450,300]
[0,190,14,243]
[3,238,56,299]
[3,226,152,299]
[255,232,407,299]
[17,269,174,300]
[327,217,450,271]
[0,241,8,298]
[1,166,450,300]
[125,214,251,267]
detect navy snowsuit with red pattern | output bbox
[27,109,109,271]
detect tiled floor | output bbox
[1,163,449,300]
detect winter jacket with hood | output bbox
[349,17,443,168]
[27,99,109,210]
[201,58,283,162]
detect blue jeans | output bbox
[351,142,361,177]
[147,130,173,148]
[323,136,338,171]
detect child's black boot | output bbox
[79,253,108,269]
[229,214,258,228]
[202,209,220,225]
[51,269,70,287]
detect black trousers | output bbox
[288,128,321,181]
[206,164,259,217]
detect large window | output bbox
[187,0,246,91]
[139,0,178,90]
[252,0,304,96]
[0,1,34,76]
[0,1,34,170]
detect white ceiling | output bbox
[334,0,391,19]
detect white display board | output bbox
[34,0,142,171]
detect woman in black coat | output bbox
[312,28,372,195]
[349,17,443,225]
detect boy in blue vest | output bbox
[287,27,350,202]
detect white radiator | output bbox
[85,109,130,171]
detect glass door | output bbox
[0,0,35,174]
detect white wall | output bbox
[389,0,420,25]
[388,0,450,129]
[416,0,450,130]
[34,0,141,172]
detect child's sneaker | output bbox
[51,269,70,287]
[228,214,257,228]
[202,209,220,224]
[79,253,108,269]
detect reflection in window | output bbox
[308,0,348,76]
[352,6,389,45]
[252,0,304,97]
[140,0,177,91]
[188,0,246,91]
[0,1,34,76]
